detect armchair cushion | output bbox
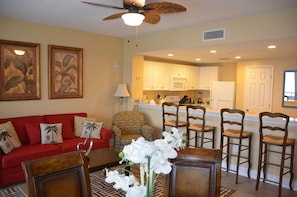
[111,111,154,152]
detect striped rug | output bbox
[0,166,235,197]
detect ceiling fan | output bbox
[81,0,187,25]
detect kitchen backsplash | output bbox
[143,90,210,104]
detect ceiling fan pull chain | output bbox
[135,26,139,47]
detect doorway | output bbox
[244,66,273,114]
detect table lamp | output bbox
[114,84,131,110]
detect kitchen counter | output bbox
[137,103,297,126]
[136,103,297,191]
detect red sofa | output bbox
[0,112,112,187]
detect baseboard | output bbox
[221,162,297,191]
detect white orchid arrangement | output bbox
[105,127,186,197]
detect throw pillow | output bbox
[80,120,103,139]
[25,121,47,145]
[0,121,22,154]
[74,116,96,137]
[0,128,14,154]
[40,123,63,144]
[47,119,74,139]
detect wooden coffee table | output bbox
[87,148,121,173]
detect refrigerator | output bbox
[210,81,235,110]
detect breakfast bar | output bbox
[136,103,297,191]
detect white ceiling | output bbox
[1,0,297,63]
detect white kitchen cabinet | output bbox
[170,64,189,78]
[198,66,219,90]
[144,61,202,91]
[143,61,170,90]
[143,61,154,90]
[188,66,200,90]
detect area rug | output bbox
[0,166,235,197]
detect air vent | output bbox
[203,28,225,41]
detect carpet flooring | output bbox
[0,166,235,197]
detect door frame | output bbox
[244,65,274,113]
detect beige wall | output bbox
[0,17,124,128]
[236,58,297,117]
[124,7,297,117]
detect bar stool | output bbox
[186,105,216,148]
[256,112,295,197]
[220,108,252,184]
[162,102,187,131]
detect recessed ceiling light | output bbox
[168,53,174,57]
[267,45,276,49]
[210,50,216,53]
[195,58,201,61]
[235,56,241,59]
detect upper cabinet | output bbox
[170,64,189,78]
[143,61,170,90]
[198,66,219,90]
[188,66,200,90]
[143,61,218,91]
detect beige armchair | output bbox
[111,111,154,152]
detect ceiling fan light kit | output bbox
[82,1,186,26]
[121,13,145,26]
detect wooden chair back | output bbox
[259,111,289,144]
[162,102,187,131]
[164,147,222,197]
[220,108,245,136]
[22,151,91,197]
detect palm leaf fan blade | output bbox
[144,2,187,14]
[103,12,126,20]
[143,13,160,24]
[81,1,125,10]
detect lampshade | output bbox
[114,84,131,97]
[121,13,145,26]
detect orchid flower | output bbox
[105,127,186,197]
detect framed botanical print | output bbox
[0,40,40,101]
[48,45,83,99]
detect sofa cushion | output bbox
[25,121,47,145]
[0,116,45,145]
[45,113,87,139]
[47,119,74,139]
[0,121,22,154]
[58,138,107,153]
[1,144,60,169]
[81,120,103,139]
[74,116,95,137]
[40,123,63,144]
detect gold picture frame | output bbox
[0,40,40,101]
[48,45,83,99]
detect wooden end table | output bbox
[87,148,121,173]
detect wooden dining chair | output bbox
[256,112,295,197]
[186,105,216,148]
[162,102,187,131]
[22,151,91,197]
[164,147,222,197]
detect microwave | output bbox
[169,77,188,91]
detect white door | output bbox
[244,66,273,114]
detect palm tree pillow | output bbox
[0,121,22,154]
[80,120,103,139]
[40,123,63,144]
